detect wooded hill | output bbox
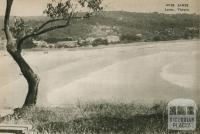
[0,11,199,47]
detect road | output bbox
[0,40,199,110]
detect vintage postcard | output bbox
[0,0,199,133]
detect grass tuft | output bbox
[1,102,199,134]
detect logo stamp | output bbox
[167,99,197,131]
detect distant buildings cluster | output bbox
[32,35,121,49]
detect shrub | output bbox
[21,38,35,49]
[120,34,141,43]
[184,28,199,39]
[77,40,90,47]
[92,38,108,47]
[44,37,74,43]
[152,35,164,41]
[55,44,64,48]
[2,102,200,134]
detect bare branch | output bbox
[37,18,67,32]
[17,13,91,51]
[16,0,103,51]
[36,22,70,35]
[17,23,69,50]
[17,15,72,51]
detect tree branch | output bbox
[36,14,89,32]
[17,11,89,51]
[37,18,67,32]
[4,0,14,44]
[17,19,71,51]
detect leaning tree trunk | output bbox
[4,0,40,107]
[7,45,40,107]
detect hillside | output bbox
[0,11,199,47]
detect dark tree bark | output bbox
[7,48,40,107]
[4,0,70,107]
[4,0,102,107]
[4,0,40,107]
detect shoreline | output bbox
[0,39,199,54]
[0,39,199,109]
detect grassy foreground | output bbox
[1,102,200,134]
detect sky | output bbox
[0,0,199,16]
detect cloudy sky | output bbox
[0,0,199,16]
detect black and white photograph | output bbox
[0,0,199,133]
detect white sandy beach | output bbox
[0,40,199,109]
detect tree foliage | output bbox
[4,0,103,107]
[10,0,103,51]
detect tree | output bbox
[4,0,103,107]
